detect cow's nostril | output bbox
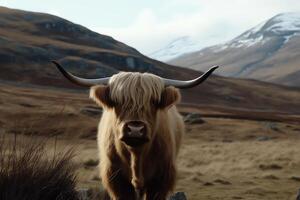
[124,121,146,138]
[128,125,144,135]
[120,121,149,147]
[121,121,148,147]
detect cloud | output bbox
[94,8,224,54]
[93,0,300,54]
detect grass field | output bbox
[1,83,300,200]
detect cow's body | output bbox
[90,72,184,200]
[98,106,183,200]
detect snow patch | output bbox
[221,12,300,49]
[283,32,300,44]
[149,36,204,61]
[212,44,229,53]
[231,35,265,48]
[267,13,300,32]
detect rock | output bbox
[222,139,233,143]
[185,113,201,119]
[80,106,102,117]
[297,189,300,200]
[169,192,187,200]
[214,179,232,185]
[184,113,205,124]
[19,103,37,108]
[259,164,282,170]
[263,175,279,180]
[256,136,272,141]
[203,182,214,186]
[179,112,190,117]
[291,176,300,182]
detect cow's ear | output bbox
[90,85,114,108]
[159,86,181,109]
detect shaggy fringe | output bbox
[109,72,165,114]
[0,135,79,200]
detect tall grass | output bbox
[0,135,79,200]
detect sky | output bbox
[1,0,300,54]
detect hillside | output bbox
[169,13,300,87]
[0,6,195,87]
[1,7,300,115]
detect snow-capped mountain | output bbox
[212,12,300,51]
[149,36,202,61]
[169,13,300,87]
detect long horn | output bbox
[163,66,219,89]
[52,61,110,87]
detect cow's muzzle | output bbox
[120,121,149,147]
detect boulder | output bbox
[184,113,205,124]
[80,106,102,117]
[169,192,187,200]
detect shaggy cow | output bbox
[52,61,218,200]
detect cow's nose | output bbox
[124,121,146,138]
[121,121,149,147]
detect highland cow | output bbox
[53,61,218,200]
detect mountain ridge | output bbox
[168,12,300,87]
[1,6,300,114]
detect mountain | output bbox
[1,6,300,116]
[149,36,202,61]
[0,6,195,87]
[169,13,300,87]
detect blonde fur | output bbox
[109,72,164,115]
[90,71,184,200]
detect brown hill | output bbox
[0,6,194,87]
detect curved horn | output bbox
[163,66,219,89]
[52,61,110,87]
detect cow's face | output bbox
[90,72,180,148]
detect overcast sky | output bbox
[1,0,300,54]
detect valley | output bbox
[1,83,300,200]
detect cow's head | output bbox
[89,72,181,147]
[52,61,218,148]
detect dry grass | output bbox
[2,119,300,200]
[1,82,300,200]
[0,134,79,200]
[9,118,297,200]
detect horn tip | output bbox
[51,60,60,67]
[51,60,58,64]
[51,60,64,70]
[51,60,70,77]
[211,65,219,70]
